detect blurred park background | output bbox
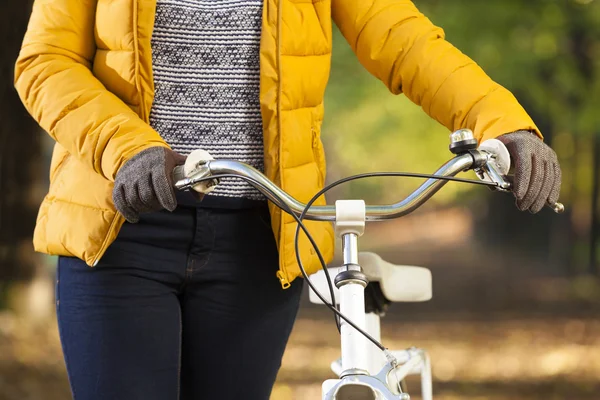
[1,0,600,399]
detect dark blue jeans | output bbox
[56,204,303,400]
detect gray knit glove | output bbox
[497,131,561,213]
[113,147,186,223]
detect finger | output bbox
[114,184,139,223]
[153,171,177,212]
[112,182,126,210]
[518,154,544,211]
[549,162,562,205]
[166,151,187,187]
[124,181,147,218]
[123,210,140,224]
[138,174,159,210]
[512,149,532,201]
[530,161,553,213]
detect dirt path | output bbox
[1,311,599,399]
[273,315,600,399]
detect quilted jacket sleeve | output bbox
[332,0,542,142]
[14,0,168,182]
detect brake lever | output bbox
[476,152,564,214]
[173,162,220,192]
[173,150,220,193]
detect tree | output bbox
[323,0,600,276]
[0,0,42,304]
[416,0,600,275]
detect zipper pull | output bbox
[276,270,291,289]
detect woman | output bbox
[15,0,561,398]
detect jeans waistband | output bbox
[176,190,268,210]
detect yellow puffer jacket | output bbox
[15,0,540,288]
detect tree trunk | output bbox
[0,0,40,299]
[590,134,600,275]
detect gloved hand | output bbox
[113,147,186,223]
[497,130,561,213]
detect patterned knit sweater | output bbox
[149,0,265,203]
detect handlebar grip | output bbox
[501,180,564,214]
[173,149,219,194]
[172,165,186,185]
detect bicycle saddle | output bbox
[308,252,432,305]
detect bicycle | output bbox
[173,129,563,400]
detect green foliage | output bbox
[322,64,470,204]
[322,0,599,207]
[417,0,600,134]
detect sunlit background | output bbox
[1,0,600,399]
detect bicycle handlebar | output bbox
[174,146,564,220]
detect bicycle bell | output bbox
[449,128,478,154]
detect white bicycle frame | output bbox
[174,129,564,400]
[311,199,433,400]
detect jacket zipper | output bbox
[275,0,291,289]
[276,270,291,289]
